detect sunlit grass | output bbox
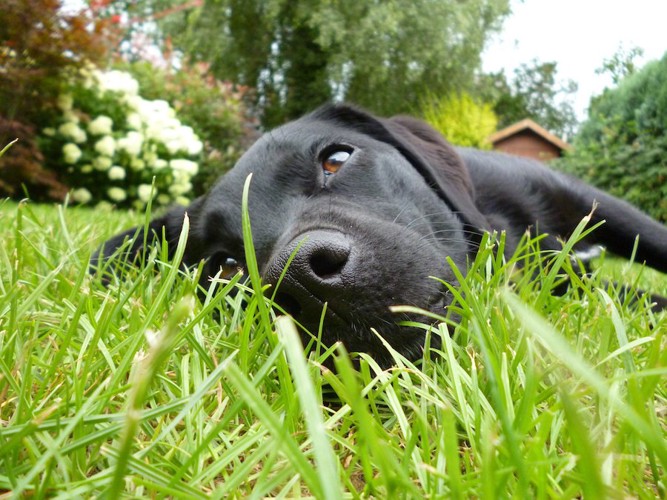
[0,198,665,497]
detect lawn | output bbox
[0,199,665,498]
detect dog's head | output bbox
[94,104,490,363]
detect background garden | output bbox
[1,0,666,497]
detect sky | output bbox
[482,0,667,120]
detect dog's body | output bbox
[95,105,667,363]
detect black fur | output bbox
[93,104,667,363]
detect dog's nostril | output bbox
[275,292,302,317]
[309,247,348,278]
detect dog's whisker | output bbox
[392,203,413,224]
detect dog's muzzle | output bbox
[264,230,355,321]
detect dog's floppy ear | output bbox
[90,197,206,277]
[312,104,491,238]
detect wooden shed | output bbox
[488,119,570,161]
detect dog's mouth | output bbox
[425,282,452,313]
[261,223,460,362]
[269,279,454,362]
[273,291,304,318]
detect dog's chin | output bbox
[289,286,453,367]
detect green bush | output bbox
[123,61,258,194]
[556,53,667,221]
[38,67,203,208]
[421,92,497,149]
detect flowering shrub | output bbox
[39,67,203,208]
[124,61,258,195]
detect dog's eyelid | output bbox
[319,142,354,156]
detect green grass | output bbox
[0,198,665,498]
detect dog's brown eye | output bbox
[322,149,351,174]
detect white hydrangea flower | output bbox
[153,159,168,170]
[143,150,157,167]
[167,117,184,129]
[43,127,56,137]
[149,99,173,116]
[81,164,93,174]
[146,122,177,145]
[187,138,204,156]
[130,158,145,171]
[63,110,80,124]
[63,143,82,164]
[108,166,126,180]
[71,187,92,204]
[107,187,127,202]
[172,171,189,186]
[175,196,190,206]
[88,116,113,136]
[93,156,113,171]
[94,136,116,157]
[126,112,143,130]
[157,194,171,205]
[57,94,73,111]
[117,131,143,157]
[136,98,175,123]
[80,64,97,89]
[169,159,199,176]
[158,124,203,156]
[124,95,144,112]
[96,70,139,96]
[165,139,182,155]
[59,122,87,144]
[96,201,114,211]
[168,182,192,196]
[137,184,154,202]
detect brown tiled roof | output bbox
[489,119,571,151]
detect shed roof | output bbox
[488,118,571,152]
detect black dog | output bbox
[94,104,667,363]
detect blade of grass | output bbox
[223,360,324,498]
[504,290,667,468]
[106,295,195,497]
[275,316,342,500]
[559,390,606,497]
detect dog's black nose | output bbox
[265,230,352,318]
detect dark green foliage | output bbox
[578,54,667,144]
[150,0,511,127]
[479,60,578,138]
[595,46,644,86]
[556,53,667,221]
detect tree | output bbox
[145,0,511,127]
[595,46,644,86]
[0,0,108,200]
[480,60,578,139]
[421,93,497,149]
[556,52,667,221]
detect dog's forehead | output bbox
[253,117,390,157]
